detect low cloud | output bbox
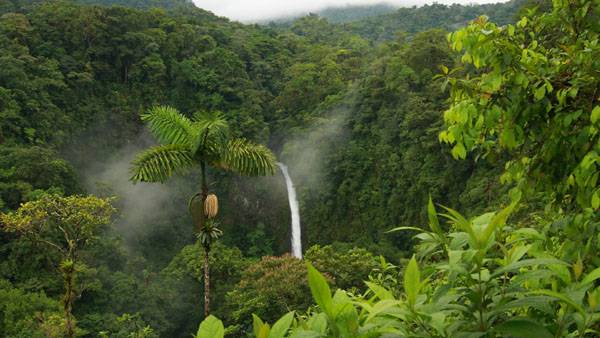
[80,132,194,250]
[193,0,509,22]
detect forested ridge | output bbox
[1,0,599,337]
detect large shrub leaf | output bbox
[196,315,224,338]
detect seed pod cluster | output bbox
[204,193,218,218]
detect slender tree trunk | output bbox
[197,161,208,232]
[200,161,210,317]
[62,261,75,338]
[203,245,210,318]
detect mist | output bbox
[80,132,196,262]
[280,110,349,192]
[192,0,511,22]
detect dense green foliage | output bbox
[0,146,81,209]
[315,3,398,23]
[196,0,600,337]
[0,279,64,337]
[5,0,598,336]
[340,0,529,42]
[441,0,600,210]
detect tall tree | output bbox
[1,195,115,338]
[130,105,276,317]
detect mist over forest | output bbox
[1,0,599,337]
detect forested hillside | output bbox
[342,0,529,41]
[316,3,398,23]
[1,0,599,337]
[269,0,528,42]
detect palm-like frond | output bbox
[130,144,193,183]
[197,219,223,248]
[142,106,193,146]
[219,139,276,176]
[190,111,229,154]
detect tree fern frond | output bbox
[190,111,229,154]
[220,139,276,176]
[142,106,193,146]
[130,144,193,183]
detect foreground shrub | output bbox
[225,255,314,331]
[197,197,600,337]
[305,244,379,291]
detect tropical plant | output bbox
[305,244,379,291]
[1,195,114,338]
[225,254,313,330]
[130,105,276,317]
[439,0,600,210]
[197,196,600,337]
[98,313,158,338]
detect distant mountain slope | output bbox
[317,3,398,23]
[75,0,195,9]
[1,0,197,14]
[344,0,527,41]
[267,0,527,42]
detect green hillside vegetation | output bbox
[343,0,530,41]
[1,0,599,337]
[316,3,398,23]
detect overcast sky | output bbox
[192,0,509,22]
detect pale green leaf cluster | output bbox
[439,0,600,209]
[130,106,276,183]
[0,195,115,254]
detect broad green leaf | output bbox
[365,299,403,323]
[365,281,394,300]
[306,313,327,333]
[253,314,265,337]
[479,200,517,248]
[534,85,546,101]
[332,291,359,336]
[592,191,600,209]
[427,196,443,236]
[441,206,477,245]
[517,16,527,27]
[495,318,552,338]
[196,315,224,338]
[507,245,531,264]
[591,106,600,124]
[531,290,586,315]
[507,24,515,36]
[258,326,271,338]
[451,143,467,159]
[269,311,295,338]
[307,262,333,316]
[581,267,600,285]
[404,256,420,307]
[491,258,568,277]
[491,296,555,314]
[573,255,584,280]
[512,228,545,241]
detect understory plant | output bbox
[196,196,600,337]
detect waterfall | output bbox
[277,162,302,259]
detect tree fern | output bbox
[130,105,276,317]
[130,144,193,183]
[141,106,193,146]
[190,111,229,154]
[221,139,276,176]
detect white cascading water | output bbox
[277,162,302,259]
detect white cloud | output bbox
[192,0,509,22]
